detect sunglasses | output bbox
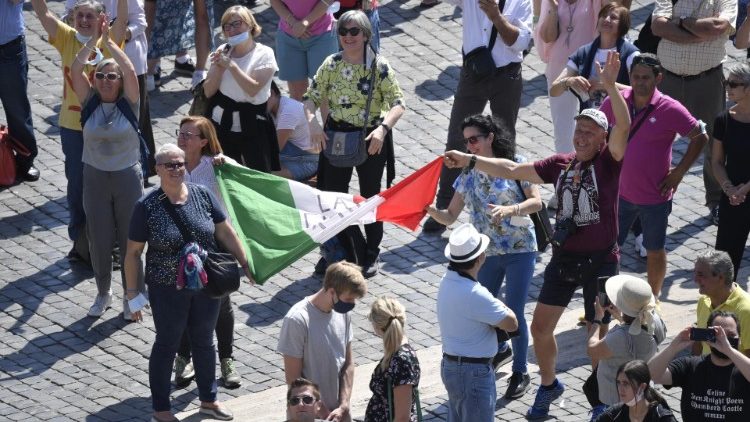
[631,56,661,68]
[222,20,244,31]
[338,26,362,37]
[158,161,185,170]
[463,134,488,145]
[724,80,747,89]
[95,72,121,81]
[175,129,200,139]
[288,395,316,406]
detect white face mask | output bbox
[328,1,341,14]
[75,32,92,44]
[83,48,104,66]
[625,387,644,407]
[226,31,249,47]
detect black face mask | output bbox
[332,293,355,314]
[710,336,740,360]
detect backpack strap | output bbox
[80,93,102,128]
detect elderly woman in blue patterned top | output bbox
[124,143,252,422]
[425,114,542,400]
[303,10,405,279]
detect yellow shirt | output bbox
[696,283,750,355]
[49,22,109,131]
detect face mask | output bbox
[83,48,104,66]
[226,31,250,47]
[710,336,740,360]
[75,32,92,44]
[328,1,341,14]
[332,293,355,314]
[625,387,644,407]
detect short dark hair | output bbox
[631,53,663,77]
[707,310,741,335]
[270,80,281,97]
[287,378,321,403]
[448,254,482,271]
[460,114,516,160]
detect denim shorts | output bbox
[617,198,672,250]
[276,29,338,81]
[538,260,618,323]
[280,142,319,181]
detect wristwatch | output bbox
[379,122,391,132]
[468,155,477,170]
[678,16,687,31]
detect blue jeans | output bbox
[0,35,37,173]
[477,252,535,374]
[441,358,496,422]
[149,284,220,411]
[367,8,381,53]
[60,128,85,241]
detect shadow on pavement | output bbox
[238,275,320,327]
[0,197,67,240]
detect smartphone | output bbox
[597,276,610,307]
[690,327,716,342]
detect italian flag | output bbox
[215,157,442,283]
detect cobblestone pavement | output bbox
[1,0,749,420]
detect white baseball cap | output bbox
[575,108,609,131]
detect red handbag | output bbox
[0,125,31,187]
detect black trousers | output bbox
[715,194,750,281]
[317,138,388,258]
[178,295,234,360]
[137,74,156,175]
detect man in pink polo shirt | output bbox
[600,53,708,297]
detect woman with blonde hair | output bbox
[365,297,421,422]
[204,5,279,172]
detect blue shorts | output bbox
[617,198,672,250]
[276,29,338,81]
[280,142,319,181]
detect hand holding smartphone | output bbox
[689,327,716,342]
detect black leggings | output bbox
[715,194,750,281]
[178,295,234,360]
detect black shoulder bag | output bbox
[514,180,553,252]
[462,0,505,80]
[159,190,240,298]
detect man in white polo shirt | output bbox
[437,223,519,421]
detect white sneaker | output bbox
[634,234,647,258]
[145,74,156,92]
[122,298,134,321]
[191,70,206,89]
[88,292,113,317]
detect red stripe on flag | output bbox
[375,157,443,230]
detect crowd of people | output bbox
[2,0,750,421]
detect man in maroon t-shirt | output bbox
[443,52,631,420]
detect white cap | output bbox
[575,108,609,131]
[444,223,490,263]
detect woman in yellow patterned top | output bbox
[303,10,405,278]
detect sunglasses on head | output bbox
[463,134,488,145]
[95,72,121,81]
[631,56,661,68]
[159,161,185,170]
[724,80,747,89]
[288,395,316,406]
[338,26,362,37]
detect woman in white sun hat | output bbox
[585,274,667,420]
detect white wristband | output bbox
[128,293,148,313]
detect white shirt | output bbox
[65,0,148,75]
[447,0,533,66]
[274,96,313,151]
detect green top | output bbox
[304,53,405,128]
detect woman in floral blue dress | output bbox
[426,114,541,400]
[364,296,420,422]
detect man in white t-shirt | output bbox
[277,261,367,422]
[438,223,518,421]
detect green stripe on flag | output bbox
[215,164,318,284]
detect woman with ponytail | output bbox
[594,360,676,422]
[365,297,421,422]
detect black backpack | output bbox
[634,0,678,54]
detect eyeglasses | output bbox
[158,161,185,170]
[463,134,488,145]
[175,129,200,139]
[724,80,747,89]
[222,20,244,31]
[338,26,362,37]
[631,55,661,68]
[95,72,122,81]
[288,395,316,406]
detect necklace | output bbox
[565,0,580,47]
[99,103,117,128]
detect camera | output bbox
[689,327,716,342]
[597,276,610,307]
[551,217,577,248]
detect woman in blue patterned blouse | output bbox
[425,114,542,400]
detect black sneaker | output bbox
[493,346,513,371]
[314,257,328,275]
[174,56,196,76]
[362,256,380,279]
[710,206,719,225]
[504,371,531,399]
[422,216,446,233]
